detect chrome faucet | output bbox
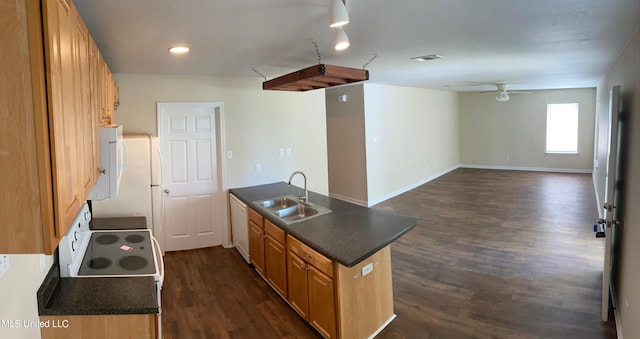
[288,171,308,203]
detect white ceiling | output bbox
[74,0,640,92]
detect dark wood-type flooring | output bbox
[161,168,617,338]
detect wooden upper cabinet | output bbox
[102,64,115,125]
[0,0,115,253]
[88,37,101,175]
[71,8,96,197]
[43,0,82,239]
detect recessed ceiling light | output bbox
[411,54,444,62]
[169,46,190,54]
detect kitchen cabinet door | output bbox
[265,234,287,297]
[103,65,115,125]
[71,8,96,198]
[287,251,310,321]
[248,220,265,276]
[88,37,101,173]
[43,0,82,237]
[309,266,336,338]
[265,219,287,297]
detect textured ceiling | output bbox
[74,0,640,92]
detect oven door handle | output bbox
[151,235,165,287]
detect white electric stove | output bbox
[58,203,164,337]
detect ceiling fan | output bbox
[480,83,530,102]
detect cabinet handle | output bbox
[98,168,106,174]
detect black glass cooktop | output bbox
[78,230,157,276]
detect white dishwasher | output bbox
[230,193,250,263]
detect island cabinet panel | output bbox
[264,219,287,297]
[335,245,394,339]
[40,314,157,339]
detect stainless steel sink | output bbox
[259,196,297,209]
[276,204,319,218]
[254,194,331,224]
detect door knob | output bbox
[164,189,170,194]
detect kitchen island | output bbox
[229,182,416,339]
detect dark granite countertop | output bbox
[229,182,416,267]
[38,260,158,316]
[90,216,147,230]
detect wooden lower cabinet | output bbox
[246,208,395,338]
[287,250,310,319]
[287,235,336,338]
[308,264,336,338]
[248,207,266,276]
[264,219,287,297]
[40,314,157,339]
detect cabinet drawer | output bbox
[287,234,333,278]
[248,208,263,227]
[265,219,285,245]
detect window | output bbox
[546,103,579,153]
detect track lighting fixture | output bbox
[330,0,349,28]
[334,27,350,50]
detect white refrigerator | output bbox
[91,135,165,252]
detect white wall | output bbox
[459,88,596,172]
[0,255,53,339]
[113,75,329,194]
[363,84,459,205]
[325,84,459,206]
[325,85,368,203]
[594,29,640,339]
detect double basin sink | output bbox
[254,195,331,225]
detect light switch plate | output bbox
[0,255,9,279]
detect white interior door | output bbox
[601,85,623,321]
[158,102,222,251]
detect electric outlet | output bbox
[0,255,10,279]
[278,148,284,157]
[255,163,262,173]
[286,147,292,157]
[227,150,233,159]
[361,262,373,277]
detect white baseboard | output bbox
[331,164,590,207]
[593,172,603,219]
[367,165,459,207]
[327,193,369,207]
[329,166,459,207]
[459,164,592,174]
[368,314,397,339]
